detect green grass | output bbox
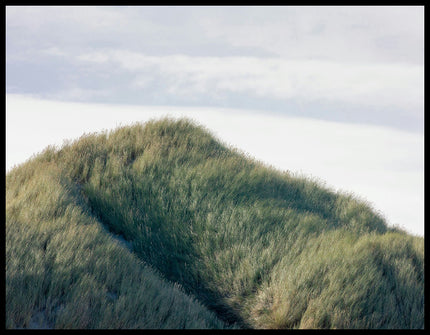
[6,117,424,329]
[6,160,227,329]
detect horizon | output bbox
[6,94,424,237]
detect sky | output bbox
[6,6,424,236]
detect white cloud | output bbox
[77,52,110,64]
[40,46,67,57]
[196,6,424,64]
[6,6,424,132]
[76,50,424,113]
[7,6,423,65]
[45,87,111,101]
[6,94,424,236]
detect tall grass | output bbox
[6,117,424,329]
[6,160,227,329]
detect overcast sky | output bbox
[6,6,424,236]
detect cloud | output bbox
[6,94,424,236]
[40,46,68,57]
[196,6,424,64]
[44,87,111,101]
[76,50,424,113]
[7,6,423,64]
[6,6,424,132]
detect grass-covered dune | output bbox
[6,118,424,329]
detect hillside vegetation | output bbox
[6,118,424,329]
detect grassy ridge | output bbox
[6,118,424,329]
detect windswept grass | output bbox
[6,117,424,329]
[6,160,227,329]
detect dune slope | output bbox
[6,118,424,329]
